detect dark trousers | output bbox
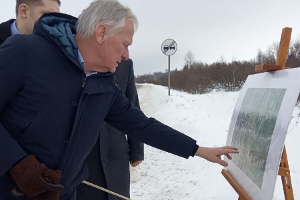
[0,186,76,200]
[76,138,108,200]
[61,189,76,200]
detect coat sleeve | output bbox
[105,90,197,159]
[124,59,144,161]
[0,36,29,175]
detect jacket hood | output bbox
[34,12,78,60]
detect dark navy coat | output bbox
[0,17,143,200]
[77,59,144,200]
[0,13,196,199]
[0,19,14,45]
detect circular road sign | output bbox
[161,39,177,56]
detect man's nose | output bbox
[122,49,129,60]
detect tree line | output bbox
[135,37,300,94]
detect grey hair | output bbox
[76,0,138,38]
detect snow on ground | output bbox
[130,84,300,200]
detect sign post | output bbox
[161,39,177,96]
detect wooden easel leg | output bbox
[279,146,294,200]
[221,169,252,200]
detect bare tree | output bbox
[256,49,264,64]
[184,50,196,68]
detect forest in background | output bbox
[135,37,300,94]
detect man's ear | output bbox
[18,4,30,19]
[95,23,107,44]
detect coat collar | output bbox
[0,19,15,45]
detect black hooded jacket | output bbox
[0,19,15,45]
[0,13,197,199]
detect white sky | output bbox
[1,0,300,75]
[132,84,300,199]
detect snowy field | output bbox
[130,84,300,200]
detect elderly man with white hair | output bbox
[0,1,238,200]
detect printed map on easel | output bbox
[225,67,300,200]
[230,88,285,188]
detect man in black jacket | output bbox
[0,0,60,44]
[77,61,144,200]
[1,1,144,199]
[0,1,238,200]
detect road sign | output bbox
[161,39,177,56]
[161,39,177,96]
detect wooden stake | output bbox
[255,64,284,72]
[276,28,292,67]
[82,181,132,200]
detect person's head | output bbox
[15,0,61,34]
[76,0,138,73]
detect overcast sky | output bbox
[1,0,300,75]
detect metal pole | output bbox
[168,55,171,96]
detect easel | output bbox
[221,27,295,200]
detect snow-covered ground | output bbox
[130,84,300,200]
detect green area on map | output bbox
[231,88,286,188]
